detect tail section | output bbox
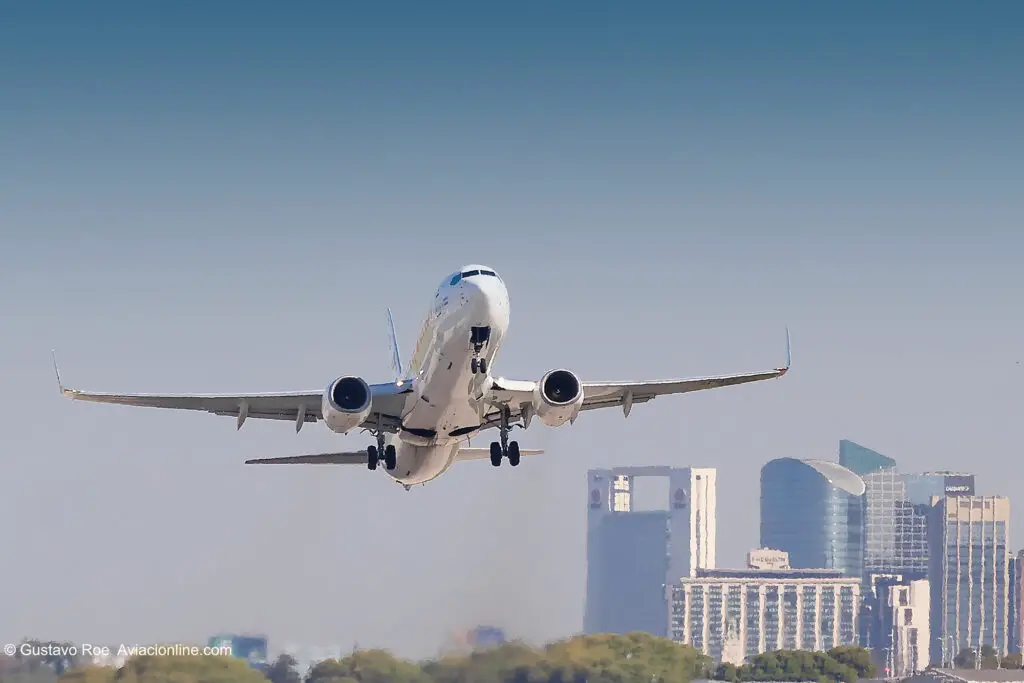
[387,307,405,383]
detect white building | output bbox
[747,548,790,570]
[670,568,861,664]
[882,578,930,677]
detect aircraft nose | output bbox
[462,276,502,321]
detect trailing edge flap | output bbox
[456,447,544,461]
[244,452,367,465]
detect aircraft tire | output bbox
[507,441,521,467]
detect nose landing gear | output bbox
[470,326,491,374]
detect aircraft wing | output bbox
[481,329,790,429]
[55,356,413,433]
[244,451,368,465]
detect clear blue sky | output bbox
[1,0,1022,659]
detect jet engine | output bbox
[321,376,373,434]
[532,369,584,427]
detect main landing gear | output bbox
[470,326,490,375]
[489,405,521,467]
[366,419,397,471]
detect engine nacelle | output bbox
[321,376,373,434]
[532,369,584,427]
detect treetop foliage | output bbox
[0,635,885,683]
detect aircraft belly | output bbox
[389,443,459,485]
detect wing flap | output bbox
[244,451,368,465]
[455,447,544,461]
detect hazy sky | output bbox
[1,0,1022,661]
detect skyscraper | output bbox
[839,439,896,476]
[1012,550,1024,654]
[928,495,1011,665]
[1010,552,1019,655]
[585,466,716,636]
[760,458,864,578]
[861,468,976,580]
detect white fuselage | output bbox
[382,268,510,485]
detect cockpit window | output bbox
[457,269,499,280]
[449,273,462,286]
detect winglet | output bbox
[778,326,791,374]
[386,307,404,383]
[51,349,66,394]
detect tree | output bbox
[717,649,864,683]
[954,648,975,669]
[422,641,545,683]
[305,650,429,683]
[827,646,876,679]
[55,667,114,683]
[540,632,711,683]
[978,645,1000,670]
[1001,653,1023,669]
[113,654,270,683]
[266,655,302,683]
[422,633,710,683]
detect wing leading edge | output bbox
[482,327,791,427]
[53,352,413,433]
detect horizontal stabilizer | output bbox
[455,447,544,462]
[244,451,367,465]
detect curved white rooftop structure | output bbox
[800,458,866,496]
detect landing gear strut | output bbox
[366,415,397,471]
[470,326,491,375]
[489,405,521,467]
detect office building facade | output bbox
[928,495,1011,665]
[760,458,865,578]
[863,469,976,580]
[1014,550,1024,654]
[875,578,930,677]
[585,466,716,636]
[839,439,975,581]
[839,439,896,477]
[670,567,861,664]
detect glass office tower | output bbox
[760,458,865,579]
[840,440,975,580]
[839,439,896,477]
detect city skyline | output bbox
[3,0,1023,661]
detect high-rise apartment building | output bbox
[927,495,1012,665]
[585,466,716,636]
[760,458,865,578]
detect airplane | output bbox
[55,264,790,490]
